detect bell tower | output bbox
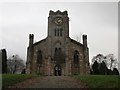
[47,10,69,64]
[48,10,69,38]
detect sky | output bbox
[0,2,118,70]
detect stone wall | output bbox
[26,37,89,75]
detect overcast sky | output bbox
[0,2,118,67]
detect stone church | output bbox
[26,10,90,76]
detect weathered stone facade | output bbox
[26,10,90,75]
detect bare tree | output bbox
[92,54,117,70]
[7,55,25,74]
[104,54,117,70]
[91,53,119,75]
[92,54,104,64]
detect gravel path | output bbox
[8,76,88,88]
[29,76,87,88]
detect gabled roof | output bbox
[32,37,84,47]
[70,38,83,47]
[33,37,47,46]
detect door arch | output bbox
[54,64,62,76]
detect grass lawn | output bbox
[2,74,37,88]
[0,74,2,89]
[74,75,119,88]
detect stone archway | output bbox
[54,64,62,76]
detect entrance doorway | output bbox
[54,64,62,76]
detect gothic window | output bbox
[54,47,64,64]
[37,50,42,64]
[59,48,61,51]
[55,48,58,52]
[73,50,79,64]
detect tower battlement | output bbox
[49,10,68,15]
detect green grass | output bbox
[74,75,119,88]
[2,74,37,88]
[0,74,2,89]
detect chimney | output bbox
[83,34,87,47]
[29,34,34,47]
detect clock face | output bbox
[55,17,63,25]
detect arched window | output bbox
[73,50,80,75]
[59,48,61,51]
[55,48,57,52]
[37,50,42,64]
[54,48,59,62]
[73,50,79,64]
[54,47,64,64]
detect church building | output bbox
[26,10,90,75]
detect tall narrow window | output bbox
[55,27,63,37]
[57,29,59,36]
[55,29,57,36]
[73,50,79,75]
[60,28,62,36]
[73,50,79,64]
[54,47,64,64]
[55,48,58,52]
[37,50,42,64]
[59,48,61,51]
